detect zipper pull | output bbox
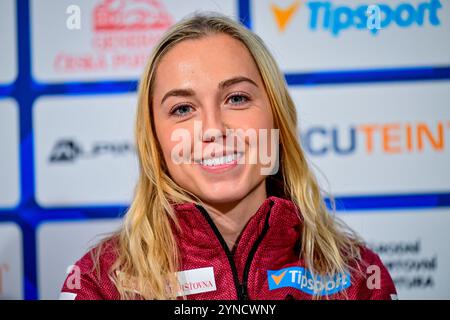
[239,283,248,300]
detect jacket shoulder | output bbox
[350,246,397,300]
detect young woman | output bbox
[60,13,397,300]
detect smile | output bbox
[194,152,244,173]
[199,153,242,166]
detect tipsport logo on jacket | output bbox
[268,267,351,296]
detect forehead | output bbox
[153,34,261,92]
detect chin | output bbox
[197,184,249,205]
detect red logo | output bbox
[93,0,172,32]
[182,280,214,291]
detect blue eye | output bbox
[170,104,193,117]
[227,94,249,105]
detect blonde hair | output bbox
[95,12,363,299]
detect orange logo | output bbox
[271,270,287,285]
[93,0,172,32]
[271,1,302,32]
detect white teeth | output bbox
[201,153,238,166]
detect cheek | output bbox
[158,128,183,168]
[153,117,176,166]
[153,108,179,165]
[259,103,275,130]
[155,122,195,178]
[237,107,274,132]
[159,134,175,163]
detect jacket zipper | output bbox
[195,200,273,300]
[240,202,272,299]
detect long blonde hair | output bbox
[95,12,363,299]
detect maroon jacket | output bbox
[60,196,397,300]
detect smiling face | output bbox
[152,33,275,205]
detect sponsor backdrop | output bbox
[0,0,449,299]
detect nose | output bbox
[200,109,228,143]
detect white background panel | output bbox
[0,99,20,208]
[37,219,122,299]
[340,208,450,299]
[252,0,450,72]
[33,94,139,207]
[31,0,238,82]
[291,81,450,196]
[0,0,17,84]
[0,223,23,300]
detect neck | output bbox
[202,180,268,252]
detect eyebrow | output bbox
[160,76,258,105]
[160,88,195,105]
[218,76,258,90]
